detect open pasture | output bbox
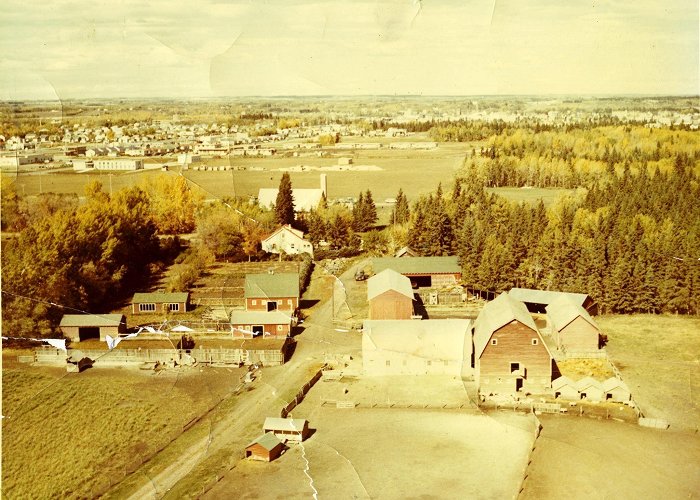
[599,314,700,431]
[521,415,700,500]
[1,364,244,499]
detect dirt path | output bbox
[113,262,362,499]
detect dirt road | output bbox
[115,261,364,499]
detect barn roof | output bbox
[546,295,600,332]
[602,377,630,393]
[59,314,125,328]
[245,273,299,299]
[132,292,189,304]
[246,432,283,451]
[576,377,604,391]
[372,256,461,275]
[362,319,472,363]
[263,417,308,432]
[258,188,324,212]
[230,310,293,325]
[367,269,414,301]
[551,376,577,391]
[508,288,590,308]
[473,292,545,359]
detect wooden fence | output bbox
[33,345,285,367]
[280,369,323,418]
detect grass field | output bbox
[599,314,700,431]
[1,363,244,499]
[522,415,700,500]
[486,186,577,206]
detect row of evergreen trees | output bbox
[398,158,699,314]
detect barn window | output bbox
[139,303,156,312]
[531,338,538,345]
[490,339,497,346]
[427,360,432,366]
[167,303,179,312]
[385,360,391,367]
[252,300,257,305]
[510,362,520,372]
[277,325,283,331]
[287,299,293,305]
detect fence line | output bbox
[280,369,323,418]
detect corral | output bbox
[205,408,537,500]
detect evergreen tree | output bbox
[275,173,295,226]
[392,188,410,225]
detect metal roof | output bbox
[59,314,124,328]
[230,310,293,325]
[372,256,461,275]
[576,377,604,391]
[245,273,300,299]
[602,377,630,393]
[246,432,283,451]
[473,292,548,359]
[132,292,189,303]
[263,417,308,432]
[545,295,600,332]
[367,269,414,301]
[362,319,472,363]
[508,288,590,307]
[551,376,577,391]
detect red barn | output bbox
[367,269,415,320]
[244,272,299,312]
[229,310,292,338]
[474,292,552,396]
[546,296,601,352]
[245,432,284,462]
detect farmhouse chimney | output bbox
[320,173,327,198]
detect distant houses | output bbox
[367,269,415,320]
[372,256,461,288]
[473,292,552,395]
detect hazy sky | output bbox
[1,0,698,99]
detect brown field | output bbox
[599,314,700,431]
[206,406,537,500]
[522,415,700,499]
[1,362,245,499]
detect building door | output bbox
[515,378,523,392]
[267,301,278,311]
[252,325,264,337]
[78,327,100,341]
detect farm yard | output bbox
[206,405,537,500]
[1,361,246,499]
[600,314,700,432]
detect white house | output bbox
[258,174,327,213]
[261,225,314,257]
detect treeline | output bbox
[1,182,168,337]
[395,156,699,314]
[459,126,700,188]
